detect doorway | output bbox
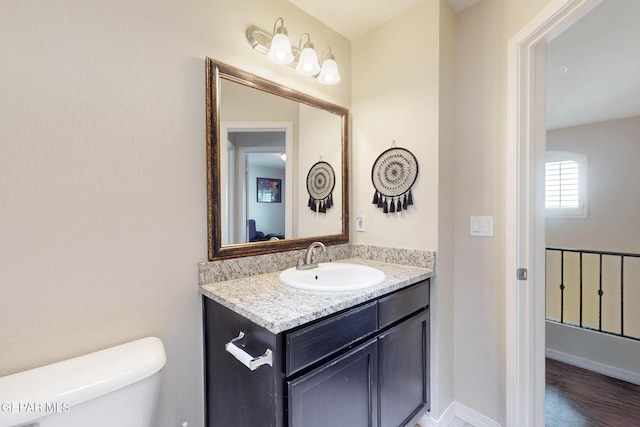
[543,1,640,423]
[220,121,293,245]
[505,0,604,425]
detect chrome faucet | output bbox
[297,241,327,270]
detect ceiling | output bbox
[249,152,286,170]
[289,0,483,40]
[546,0,640,129]
[289,0,639,131]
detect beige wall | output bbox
[351,2,439,251]
[436,0,458,418]
[0,1,349,426]
[296,104,344,237]
[350,0,452,418]
[454,0,552,424]
[546,115,640,347]
[546,322,640,381]
[546,116,640,253]
[4,0,598,424]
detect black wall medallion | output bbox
[371,143,419,214]
[306,161,335,213]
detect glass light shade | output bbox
[317,59,341,85]
[296,47,321,76]
[267,33,294,65]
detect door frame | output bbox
[221,121,293,244]
[505,0,603,425]
[240,146,286,242]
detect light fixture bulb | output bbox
[295,37,320,76]
[267,23,294,65]
[296,46,321,76]
[317,58,341,85]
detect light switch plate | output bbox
[470,216,494,237]
[356,213,365,232]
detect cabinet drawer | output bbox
[378,279,429,329]
[285,302,377,376]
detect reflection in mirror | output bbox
[206,58,349,260]
[224,130,287,245]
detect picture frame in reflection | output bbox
[257,177,281,203]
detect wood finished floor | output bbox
[546,358,640,426]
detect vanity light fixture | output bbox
[246,18,340,85]
[317,46,341,85]
[295,33,321,76]
[266,17,294,65]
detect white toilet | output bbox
[0,337,166,427]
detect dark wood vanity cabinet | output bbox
[288,338,379,426]
[378,309,430,426]
[203,279,430,427]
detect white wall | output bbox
[0,1,349,426]
[454,0,553,424]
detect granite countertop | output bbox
[199,258,434,334]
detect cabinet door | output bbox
[378,309,429,427]
[203,298,283,427]
[288,339,378,427]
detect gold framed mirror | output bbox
[206,58,349,260]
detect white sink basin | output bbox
[278,262,386,292]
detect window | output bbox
[545,151,587,217]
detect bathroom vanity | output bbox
[201,259,432,427]
[202,58,434,426]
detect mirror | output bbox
[206,58,349,260]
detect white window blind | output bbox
[545,152,587,217]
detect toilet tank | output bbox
[0,337,166,427]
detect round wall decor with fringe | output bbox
[371,145,419,213]
[306,161,335,213]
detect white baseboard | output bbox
[453,402,501,427]
[546,348,640,385]
[418,402,501,427]
[416,402,455,427]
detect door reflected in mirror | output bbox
[222,126,288,246]
[206,58,349,260]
